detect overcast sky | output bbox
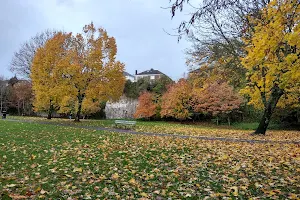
[0,0,194,80]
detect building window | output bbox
[150,75,155,80]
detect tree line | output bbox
[6,23,125,121]
[164,0,299,134]
[134,78,243,125]
[4,0,299,134]
[0,76,32,116]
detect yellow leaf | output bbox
[288,193,298,199]
[111,173,119,180]
[153,190,160,194]
[64,174,72,178]
[103,187,109,193]
[140,192,148,197]
[40,189,47,194]
[255,183,263,188]
[34,187,41,193]
[73,167,83,173]
[129,178,136,185]
[31,154,36,160]
[220,154,229,160]
[149,174,154,179]
[6,184,17,188]
[230,186,238,196]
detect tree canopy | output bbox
[134,91,157,119]
[170,0,300,133]
[31,32,70,119]
[241,0,300,134]
[161,79,193,120]
[31,23,125,121]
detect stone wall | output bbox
[105,95,138,119]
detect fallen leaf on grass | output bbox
[111,173,119,180]
[9,194,28,199]
[73,167,83,173]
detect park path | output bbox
[4,119,300,145]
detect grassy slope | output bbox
[0,120,299,199]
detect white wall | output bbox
[105,95,138,119]
[125,75,135,82]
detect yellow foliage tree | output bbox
[31,32,71,119]
[241,0,300,134]
[32,23,125,121]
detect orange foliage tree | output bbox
[11,81,33,116]
[193,82,243,125]
[160,79,193,120]
[134,91,157,119]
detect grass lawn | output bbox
[0,120,299,199]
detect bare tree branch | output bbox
[10,29,58,79]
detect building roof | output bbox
[123,72,134,78]
[136,68,163,75]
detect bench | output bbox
[114,120,136,129]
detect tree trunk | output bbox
[75,93,84,122]
[18,101,21,116]
[0,94,2,112]
[47,101,53,120]
[22,100,25,115]
[254,86,283,135]
[47,110,52,119]
[75,102,82,122]
[228,116,231,126]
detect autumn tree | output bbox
[81,99,103,118]
[32,23,125,121]
[188,65,220,89]
[134,91,157,119]
[193,82,243,125]
[11,30,57,79]
[169,1,271,89]
[241,0,300,134]
[161,79,193,120]
[10,81,33,116]
[31,32,71,119]
[60,23,125,121]
[186,41,247,89]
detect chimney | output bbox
[135,70,138,75]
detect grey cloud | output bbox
[0,0,191,80]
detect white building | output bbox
[135,68,165,82]
[123,72,135,82]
